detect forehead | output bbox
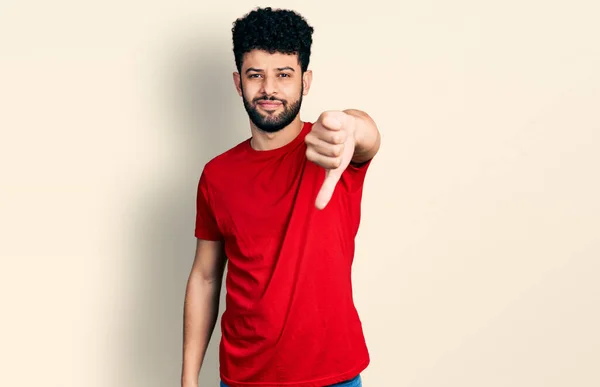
[241,50,300,71]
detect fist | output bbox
[305,110,357,209]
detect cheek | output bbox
[281,82,302,99]
[248,87,264,101]
[241,81,257,96]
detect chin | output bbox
[255,122,286,133]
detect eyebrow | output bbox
[245,66,296,74]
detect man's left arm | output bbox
[305,109,381,209]
[343,109,381,165]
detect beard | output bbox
[241,83,303,133]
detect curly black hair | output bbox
[231,7,314,73]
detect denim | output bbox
[220,374,361,387]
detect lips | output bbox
[257,100,282,109]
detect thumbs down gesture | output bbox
[304,110,359,210]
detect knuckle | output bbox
[331,145,342,157]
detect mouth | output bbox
[257,100,283,110]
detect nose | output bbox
[259,75,277,96]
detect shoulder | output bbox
[201,138,250,179]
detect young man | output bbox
[181,7,381,387]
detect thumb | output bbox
[321,114,343,131]
[315,169,342,210]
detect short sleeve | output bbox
[340,158,373,193]
[194,170,223,241]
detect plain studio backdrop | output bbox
[1,0,599,386]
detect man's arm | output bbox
[305,109,381,209]
[181,238,227,387]
[342,109,381,165]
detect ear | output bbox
[302,70,313,96]
[233,72,242,96]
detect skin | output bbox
[233,50,312,149]
[181,49,381,387]
[181,239,226,387]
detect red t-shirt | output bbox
[195,121,372,387]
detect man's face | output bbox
[234,50,311,133]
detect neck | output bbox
[249,116,304,151]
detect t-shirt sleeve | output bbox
[340,157,373,193]
[194,170,223,241]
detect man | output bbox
[181,7,381,387]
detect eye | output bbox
[279,73,291,78]
[249,74,261,78]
